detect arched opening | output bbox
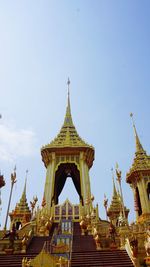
[52,163,83,205]
[135,187,142,216]
[147,182,150,200]
[59,177,80,204]
[15,221,22,230]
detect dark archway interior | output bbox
[52,163,83,205]
[147,182,150,200]
[16,221,22,230]
[135,187,142,216]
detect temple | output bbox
[0,81,150,267]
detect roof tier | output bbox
[107,175,129,220]
[126,118,150,183]
[9,178,31,220]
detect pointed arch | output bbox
[52,163,83,205]
[147,182,150,200]
[135,187,142,216]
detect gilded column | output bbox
[141,178,150,213]
[79,152,86,205]
[138,182,147,214]
[44,152,55,214]
[132,186,139,221]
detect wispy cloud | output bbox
[0,121,36,162]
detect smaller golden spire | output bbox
[111,168,117,197]
[127,114,150,183]
[130,113,144,152]
[9,170,31,225]
[21,170,28,202]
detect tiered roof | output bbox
[9,178,31,222]
[126,117,150,183]
[107,175,121,218]
[41,82,94,168]
[107,174,129,222]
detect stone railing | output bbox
[125,238,140,267]
[0,227,34,254]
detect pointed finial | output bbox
[115,162,122,184]
[22,170,28,199]
[64,78,73,126]
[111,167,117,196]
[115,162,119,170]
[67,78,70,94]
[26,169,28,179]
[130,113,144,152]
[25,169,28,188]
[67,78,70,107]
[103,194,108,208]
[23,170,28,191]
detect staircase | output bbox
[27,222,57,254]
[71,222,134,267]
[0,253,36,267]
[0,223,57,267]
[0,222,134,267]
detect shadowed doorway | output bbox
[52,163,83,205]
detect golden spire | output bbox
[111,168,117,197]
[107,168,129,223]
[9,170,31,224]
[130,113,144,153]
[21,170,28,202]
[42,80,94,150]
[41,80,95,168]
[63,78,73,126]
[17,170,29,211]
[67,78,70,107]
[126,114,150,183]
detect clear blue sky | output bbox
[0,0,150,227]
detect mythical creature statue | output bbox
[2,224,19,249]
[109,221,116,243]
[145,226,150,256]
[130,236,138,257]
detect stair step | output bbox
[0,222,134,267]
[71,222,134,267]
[0,223,58,267]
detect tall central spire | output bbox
[41,80,94,168]
[64,78,73,126]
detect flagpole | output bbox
[4,167,17,230]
